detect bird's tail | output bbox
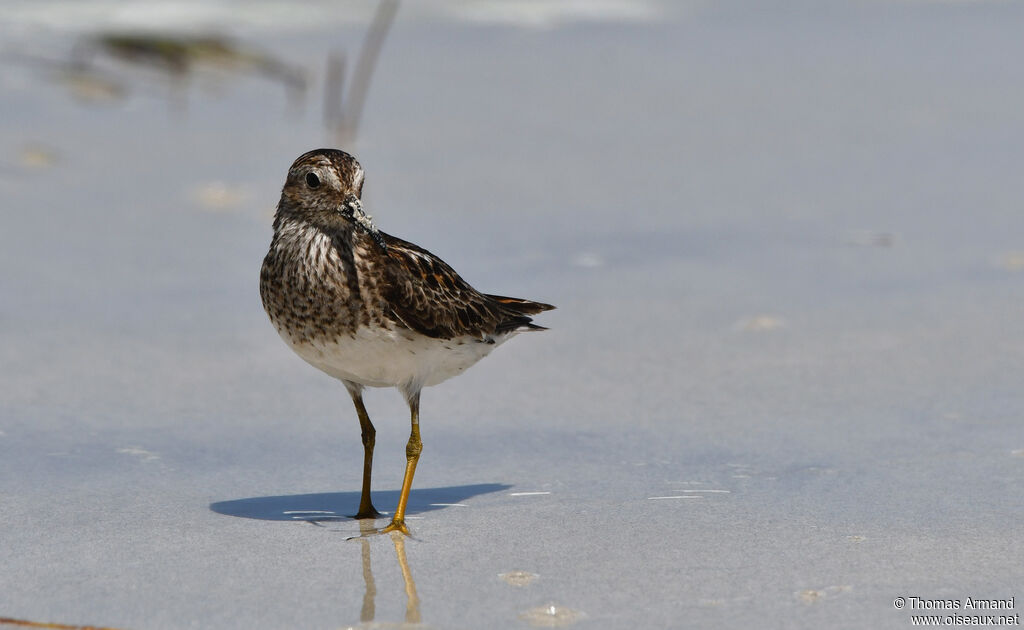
[488,294,554,334]
[486,294,556,315]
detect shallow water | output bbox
[1,1,1023,628]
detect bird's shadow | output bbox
[210,483,510,523]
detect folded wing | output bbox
[381,234,554,339]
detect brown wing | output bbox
[381,233,551,339]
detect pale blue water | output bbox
[1,2,1023,628]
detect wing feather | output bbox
[381,234,550,339]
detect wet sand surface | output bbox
[1,2,1023,628]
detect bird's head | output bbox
[276,148,384,248]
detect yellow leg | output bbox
[381,391,422,535]
[348,386,383,519]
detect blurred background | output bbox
[1,1,1023,629]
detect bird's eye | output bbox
[305,172,321,188]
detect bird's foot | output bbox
[344,517,411,540]
[351,506,384,520]
[378,518,410,536]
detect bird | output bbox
[259,148,553,535]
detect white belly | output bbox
[276,324,505,390]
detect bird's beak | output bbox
[339,195,362,221]
[339,195,386,250]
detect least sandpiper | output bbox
[259,148,553,535]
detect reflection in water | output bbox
[358,521,378,623]
[393,533,422,625]
[348,521,422,629]
[209,484,511,627]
